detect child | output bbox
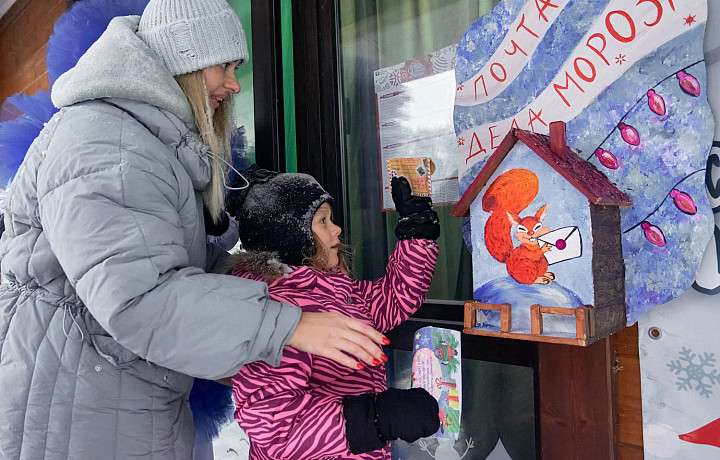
[225,166,442,459]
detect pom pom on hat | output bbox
[137,0,249,76]
[226,166,333,266]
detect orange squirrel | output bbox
[482,169,554,284]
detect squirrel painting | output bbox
[482,169,555,284]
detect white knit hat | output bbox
[137,0,249,76]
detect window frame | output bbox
[250,0,286,173]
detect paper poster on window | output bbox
[411,326,462,440]
[375,44,459,211]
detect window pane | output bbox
[338,1,498,300]
[386,349,536,459]
[229,1,256,163]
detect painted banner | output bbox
[456,0,714,328]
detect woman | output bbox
[0,1,385,458]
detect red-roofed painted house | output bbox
[454,121,632,345]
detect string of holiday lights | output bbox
[584,60,706,247]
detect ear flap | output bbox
[535,204,547,221]
[507,211,520,225]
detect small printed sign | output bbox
[411,326,462,439]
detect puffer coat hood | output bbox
[0,14,301,460]
[52,15,196,129]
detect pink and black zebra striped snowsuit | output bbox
[231,238,438,459]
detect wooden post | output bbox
[464,301,513,333]
[464,301,477,330]
[549,120,567,157]
[537,338,615,459]
[500,302,511,333]
[531,304,543,335]
[575,306,587,340]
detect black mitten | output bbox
[391,176,440,240]
[343,388,440,454]
[375,388,440,443]
[203,205,230,236]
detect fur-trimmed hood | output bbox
[224,251,293,284]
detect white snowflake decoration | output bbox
[465,41,475,53]
[667,346,720,398]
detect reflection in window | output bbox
[386,349,536,459]
[338,1,499,300]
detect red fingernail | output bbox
[381,354,388,363]
[356,362,364,369]
[373,359,381,366]
[382,337,390,345]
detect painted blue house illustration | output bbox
[453,121,632,345]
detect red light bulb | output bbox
[677,71,701,97]
[619,123,640,146]
[595,148,619,169]
[647,90,666,116]
[641,221,666,247]
[670,189,697,215]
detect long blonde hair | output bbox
[175,70,234,224]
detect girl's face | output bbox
[312,203,342,269]
[202,61,242,113]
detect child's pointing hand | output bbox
[286,311,388,369]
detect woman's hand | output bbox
[286,312,388,369]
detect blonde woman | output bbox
[0,1,386,459]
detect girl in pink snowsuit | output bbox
[225,167,441,459]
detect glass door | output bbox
[338,0,492,298]
[335,1,537,459]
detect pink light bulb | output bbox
[641,221,666,247]
[594,148,619,169]
[677,71,701,97]
[670,189,697,215]
[647,90,666,116]
[619,123,640,146]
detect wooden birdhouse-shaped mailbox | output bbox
[453,121,633,346]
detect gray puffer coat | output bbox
[0,16,300,459]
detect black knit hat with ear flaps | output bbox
[225,165,333,266]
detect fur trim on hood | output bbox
[222,251,292,284]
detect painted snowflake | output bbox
[644,272,665,293]
[667,347,720,398]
